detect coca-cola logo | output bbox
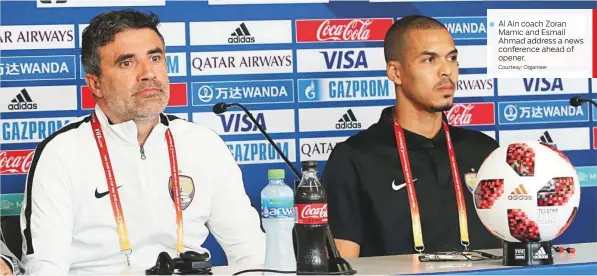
[296,18,392,43]
[446,104,475,126]
[445,103,495,126]
[316,19,372,41]
[0,150,34,175]
[300,204,328,219]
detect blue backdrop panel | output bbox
[0,0,596,267]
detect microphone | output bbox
[212,102,355,274]
[212,102,231,115]
[570,96,597,108]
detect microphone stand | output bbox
[227,103,300,178]
[570,96,597,109]
[222,103,355,274]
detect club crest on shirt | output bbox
[168,174,195,210]
[464,169,477,194]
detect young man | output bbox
[19,9,265,274]
[322,15,501,258]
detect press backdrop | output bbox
[0,0,596,266]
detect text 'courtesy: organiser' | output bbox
[486,9,594,79]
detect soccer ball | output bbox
[472,141,581,243]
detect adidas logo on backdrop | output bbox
[228,23,255,44]
[8,89,37,111]
[335,109,361,130]
[538,131,558,149]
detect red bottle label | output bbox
[296,203,328,224]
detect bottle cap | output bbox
[301,160,318,171]
[268,169,285,180]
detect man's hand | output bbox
[334,239,360,259]
[0,257,13,275]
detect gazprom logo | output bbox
[297,77,393,103]
[226,139,296,165]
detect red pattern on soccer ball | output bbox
[537,177,575,207]
[474,179,505,209]
[556,207,578,237]
[508,209,541,242]
[506,143,535,177]
[540,142,573,166]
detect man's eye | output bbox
[121,61,132,67]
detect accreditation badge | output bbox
[464,169,477,194]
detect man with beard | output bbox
[322,15,501,258]
[20,9,265,274]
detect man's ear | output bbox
[386,61,402,86]
[84,73,102,98]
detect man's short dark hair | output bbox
[384,15,447,63]
[81,9,164,77]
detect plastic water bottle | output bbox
[261,169,297,274]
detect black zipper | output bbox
[140,146,146,160]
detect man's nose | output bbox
[439,59,453,77]
[137,60,157,82]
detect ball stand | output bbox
[503,241,553,266]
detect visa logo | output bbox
[523,78,563,92]
[220,113,266,132]
[321,50,368,69]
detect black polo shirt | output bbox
[322,106,502,257]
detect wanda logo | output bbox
[296,18,393,43]
[445,103,495,126]
[0,150,34,175]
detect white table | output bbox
[210,242,597,275]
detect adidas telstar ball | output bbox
[472,141,581,243]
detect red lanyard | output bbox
[393,119,470,253]
[90,112,184,267]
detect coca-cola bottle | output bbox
[295,160,329,274]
